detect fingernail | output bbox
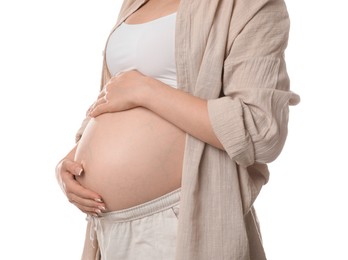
[98,205,106,211]
[75,167,83,176]
[94,198,103,203]
[92,213,98,217]
[95,209,102,214]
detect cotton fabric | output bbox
[106,12,177,87]
[77,0,300,259]
[86,189,180,260]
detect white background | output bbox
[0,0,347,259]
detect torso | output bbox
[75,0,183,211]
[75,108,185,211]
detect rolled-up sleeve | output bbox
[208,1,300,166]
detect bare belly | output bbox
[74,107,185,211]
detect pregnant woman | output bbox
[56,0,300,259]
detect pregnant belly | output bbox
[74,107,185,211]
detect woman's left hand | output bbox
[88,70,148,117]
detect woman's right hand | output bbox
[56,157,106,216]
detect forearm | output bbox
[141,78,224,150]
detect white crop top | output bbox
[106,12,177,88]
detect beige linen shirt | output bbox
[77,0,300,259]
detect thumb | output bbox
[65,160,84,177]
[73,165,84,176]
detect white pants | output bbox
[88,189,180,260]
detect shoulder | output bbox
[225,0,289,43]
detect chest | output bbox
[106,13,177,87]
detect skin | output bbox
[56,145,105,216]
[89,70,223,149]
[56,0,223,216]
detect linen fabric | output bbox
[77,0,300,259]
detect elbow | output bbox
[253,116,289,164]
[230,124,289,166]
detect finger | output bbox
[86,89,107,116]
[65,177,102,202]
[86,102,97,115]
[73,203,101,217]
[65,182,105,215]
[97,88,107,99]
[67,186,106,214]
[88,97,107,117]
[89,102,109,118]
[88,99,103,115]
[95,96,108,107]
[69,193,106,214]
[62,159,84,176]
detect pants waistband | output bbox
[98,188,181,222]
[87,189,180,242]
